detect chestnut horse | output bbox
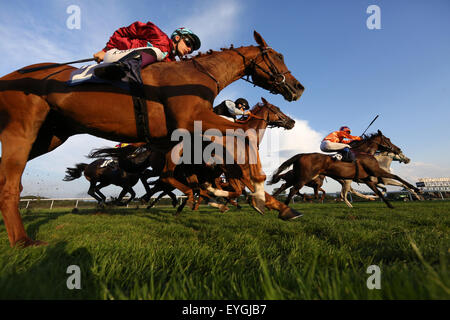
[268,131,421,208]
[0,31,304,246]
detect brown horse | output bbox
[268,131,421,208]
[272,170,326,202]
[63,158,141,206]
[0,31,304,247]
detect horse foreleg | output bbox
[365,180,394,209]
[272,182,291,197]
[175,197,188,216]
[319,188,326,202]
[0,135,46,247]
[124,187,136,204]
[264,193,303,220]
[285,182,305,205]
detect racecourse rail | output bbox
[18,190,442,210]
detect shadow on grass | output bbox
[0,241,98,299]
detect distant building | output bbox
[416,178,450,192]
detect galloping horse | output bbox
[337,151,422,207]
[0,31,304,246]
[63,158,141,206]
[272,171,326,202]
[268,131,421,208]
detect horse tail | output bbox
[88,145,137,159]
[63,163,88,181]
[268,154,302,185]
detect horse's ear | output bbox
[378,129,382,135]
[254,31,268,48]
[261,97,268,104]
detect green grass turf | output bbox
[0,201,449,299]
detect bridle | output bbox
[230,45,294,96]
[377,134,401,155]
[235,103,290,128]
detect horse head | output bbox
[255,97,295,129]
[375,130,403,155]
[392,152,411,164]
[245,32,304,102]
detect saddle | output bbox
[68,58,151,143]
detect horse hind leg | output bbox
[87,181,105,204]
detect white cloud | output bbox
[179,0,242,50]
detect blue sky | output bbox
[0,0,449,198]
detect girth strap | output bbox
[129,80,151,143]
[354,159,359,180]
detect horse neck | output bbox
[353,138,379,155]
[194,46,261,92]
[245,107,269,144]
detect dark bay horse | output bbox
[272,170,326,202]
[0,31,304,247]
[63,158,141,205]
[337,151,422,207]
[269,131,421,208]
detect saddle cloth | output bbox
[100,159,117,168]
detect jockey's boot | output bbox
[94,62,128,81]
[341,147,356,162]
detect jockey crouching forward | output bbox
[213,98,251,122]
[320,126,361,162]
[92,21,201,82]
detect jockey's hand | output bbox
[244,110,251,115]
[94,50,106,63]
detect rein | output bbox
[235,111,266,124]
[191,59,221,93]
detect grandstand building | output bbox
[416,178,450,199]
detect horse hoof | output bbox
[279,207,303,221]
[220,206,230,213]
[251,197,265,215]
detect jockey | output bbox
[213,98,251,122]
[320,126,362,161]
[93,21,201,81]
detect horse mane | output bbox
[349,131,380,148]
[186,44,256,62]
[88,145,138,159]
[249,102,264,113]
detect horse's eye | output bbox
[277,54,284,61]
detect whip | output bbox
[361,115,379,136]
[18,58,95,74]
